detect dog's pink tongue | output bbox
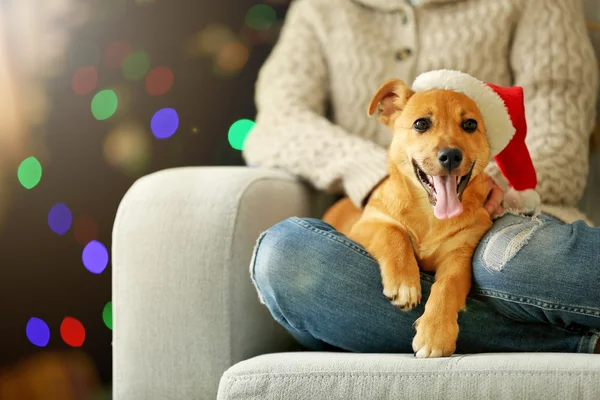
[432,175,463,219]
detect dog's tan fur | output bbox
[322,79,494,358]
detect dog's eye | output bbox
[462,119,478,133]
[413,118,430,133]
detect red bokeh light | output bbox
[74,215,99,245]
[145,66,174,96]
[60,317,86,347]
[72,66,98,95]
[105,40,132,69]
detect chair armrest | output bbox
[112,166,325,400]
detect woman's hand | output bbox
[484,177,504,218]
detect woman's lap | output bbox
[250,214,600,354]
[472,213,600,329]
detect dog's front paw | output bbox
[412,315,458,358]
[381,271,421,311]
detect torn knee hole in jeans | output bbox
[482,211,543,272]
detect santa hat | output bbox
[411,69,541,211]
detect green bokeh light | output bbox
[91,90,118,121]
[228,119,255,151]
[18,157,42,189]
[122,51,151,81]
[103,301,112,330]
[245,4,277,31]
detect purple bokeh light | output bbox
[48,203,72,235]
[82,240,109,274]
[151,108,179,139]
[26,317,50,347]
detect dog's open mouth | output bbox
[412,160,474,220]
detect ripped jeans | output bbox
[250,213,600,354]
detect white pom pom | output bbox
[504,188,541,211]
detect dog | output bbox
[322,78,495,358]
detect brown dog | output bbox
[323,78,494,358]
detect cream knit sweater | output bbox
[243,0,599,224]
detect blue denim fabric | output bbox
[250,213,600,354]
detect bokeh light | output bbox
[105,40,132,69]
[82,240,109,274]
[91,89,118,120]
[245,4,277,31]
[217,42,249,71]
[228,119,255,150]
[72,66,98,95]
[184,24,237,58]
[18,157,42,189]
[74,215,99,245]
[103,302,112,330]
[122,51,150,81]
[104,120,152,176]
[26,317,50,347]
[60,317,86,347]
[151,108,179,139]
[48,203,72,235]
[146,66,174,96]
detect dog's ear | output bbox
[367,79,413,126]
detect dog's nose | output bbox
[438,148,463,171]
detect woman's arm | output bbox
[243,0,388,208]
[507,0,598,206]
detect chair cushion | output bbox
[217,352,600,400]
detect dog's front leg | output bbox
[412,247,473,358]
[350,222,421,311]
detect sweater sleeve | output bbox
[506,0,599,206]
[242,0,388,208]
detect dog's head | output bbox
[368,78,491,220]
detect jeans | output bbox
[250,212,600,354]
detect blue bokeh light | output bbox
[82,240,109,274]
[26,317,50,347]
[151,108,179,139]
[48,203,72,235]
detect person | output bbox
[242,0,600,355]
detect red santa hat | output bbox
[411,69,541,210]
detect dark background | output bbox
[0,0,290,387]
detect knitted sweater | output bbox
[243,0,599,224]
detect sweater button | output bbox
[395,48,412,61]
